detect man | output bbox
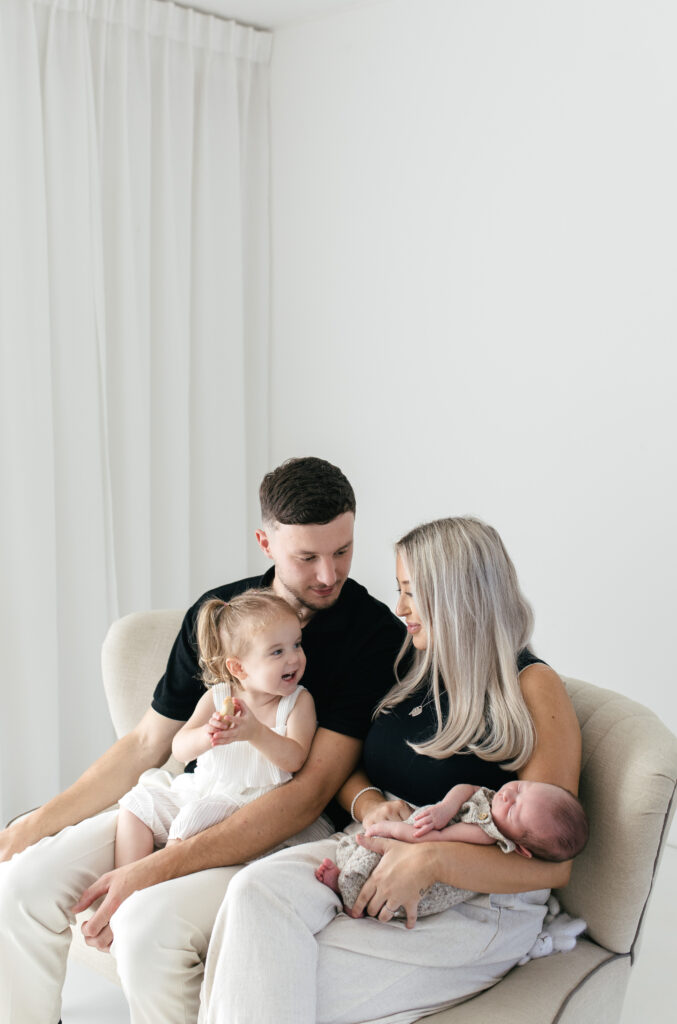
[0,457,404,1024]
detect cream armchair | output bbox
[69,610,677,1023]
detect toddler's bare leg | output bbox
[115,808,155,867]
[315,858,341,894]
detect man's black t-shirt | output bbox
[152,568,405,742]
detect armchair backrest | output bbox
[102,608,186,774]
[557,677,677,955]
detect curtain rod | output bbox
[162,1,271,32]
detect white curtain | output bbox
[0,0,271,825]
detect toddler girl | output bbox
[115,590,316,866]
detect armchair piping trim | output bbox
[630,779,677,964]
[552,951,629,1024]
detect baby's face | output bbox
[491,780,559,844]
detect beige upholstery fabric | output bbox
[71,612,677,1024]
[555,678,677,953]
[102,609,186,776]
[427,941,628,1023]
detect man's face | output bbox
[256,512,354,619]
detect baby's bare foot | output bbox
[315,858,341,894]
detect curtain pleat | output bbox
[0,0,271,824]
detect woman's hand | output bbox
[361,798,413,830]
[351,834,437,929]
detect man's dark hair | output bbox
[259,457,356,526]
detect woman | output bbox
[201,517,581,1024]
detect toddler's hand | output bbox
[207,712,233,746]
[212,697,260,745]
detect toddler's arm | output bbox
[172,689,222,763]
[223,690,317,773]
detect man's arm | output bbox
[74,727,362,942]
[0,708,183,861]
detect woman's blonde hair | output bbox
[195,589,299,688]
[376,517,536,770]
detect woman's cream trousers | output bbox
[201,837,550,1024]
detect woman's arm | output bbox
[353,664,581,924]
[518,664,581,794]
[336,769,413,827]
[434,663,581,890]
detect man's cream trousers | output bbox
[0,808,332,1024]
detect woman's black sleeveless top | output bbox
[361,649,545,806]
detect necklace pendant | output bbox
[409,705,423,717]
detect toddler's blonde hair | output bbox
[196,589,300,688]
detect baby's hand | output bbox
[413,803,450,836]
[364,820,417,842]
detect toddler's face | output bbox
[233,614,306,698]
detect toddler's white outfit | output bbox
[119,682,305,845]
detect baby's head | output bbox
[491,780,588,862]
[196,590,303,690]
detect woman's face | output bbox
[395,553,428,650]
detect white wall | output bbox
[269,0,677,744]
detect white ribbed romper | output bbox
[119,682,306,845]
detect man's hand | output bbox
[0,816,37,863]
[79,921,115,953]
[71,858,157,949]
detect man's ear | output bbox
[514,843,533,859]
[226,657,246,682]
[255,527,274,560]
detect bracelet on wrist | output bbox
[350,785,383,823]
